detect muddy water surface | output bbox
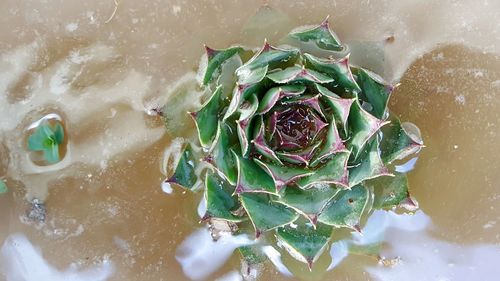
[1,0,500,280]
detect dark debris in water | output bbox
[27,198,46,222]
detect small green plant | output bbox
[0,180,7,194]
[164,18,423,269]
[27,120,64,164]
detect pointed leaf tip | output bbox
[353,224,362,233]
[204,44,217,58]
[276,222,332,267]
[202,46,243,85]
[167,144,198,190]
[288,18,343,52]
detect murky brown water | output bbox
[1,0,499,280]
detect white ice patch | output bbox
[176,228,255,280]
[197,194,207,218]
[0,234,115,281]
[395,157,418,173]
[161,181,173,194]
[261,246,293,277]
[327,241,349,271]
[65,23,78,32]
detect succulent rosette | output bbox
[164,18,423,268]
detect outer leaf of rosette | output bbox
[254,159,314,192]
[317,184,369,231]
[202,46,244,85]
[314,84,355,135]
[367,172,416,210]
[348,138,392,188]
[224,80,271,121]
[240,193,299,237]
[203,172,242,222]
[252,116,283,164]
[380,114,424,164]
[303,53,361,94]
[276,221,333,269]
[274,185,340,225]
[208,122,238,185]
[295,151,349,189]
[310,114,346,167]
[239,244,267,265]
[232,150,277,194]
[346,100,389,159]
[165,143,198,190]
[190,86,223,147]
[266,65,333,84]
[236,42,299,85]
[353,67,393,119]
[257,85,307,115]
[288,16,343,52]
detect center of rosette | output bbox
[271,104,327,151]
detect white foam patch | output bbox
[261,246,293,277]
[366,214,500,281]
[0,234,114,281]
[176,228,255,280]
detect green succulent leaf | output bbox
[43,143,60,164]
[315,84,355,135]
[253,117,283,164]
[203,46,243,85]
[204,172,242,222]
[296,151,349,189]
[233,151,276,194]
[288,17,343,52]
[276,141,322,166]
[225,82,270,121]
[0,180,7,194]
[354,67,392,119]
[303,53,361,94]
[236,117,253,157]
[257,85,306,114]
[53,122,64,144]
[237,94,259,121]
[239,245,267,265]
[254,159,314,192]
[318,185,369,230]
[267,65,333,84]
[281,94,327,120]
[348,139,392,187]
[369,172,413,210]
[208,123,238,185]
[239,64,269,85]
[310,115,346,167]
[191,86,223,147]
[27,121,65,164]
[346,101,388,159]
[236,43,299,84]
[165,144,198,190]
[276,221,333,269]
[380,115,424,164]
[240,193,299,237]
[275,186,340,224]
